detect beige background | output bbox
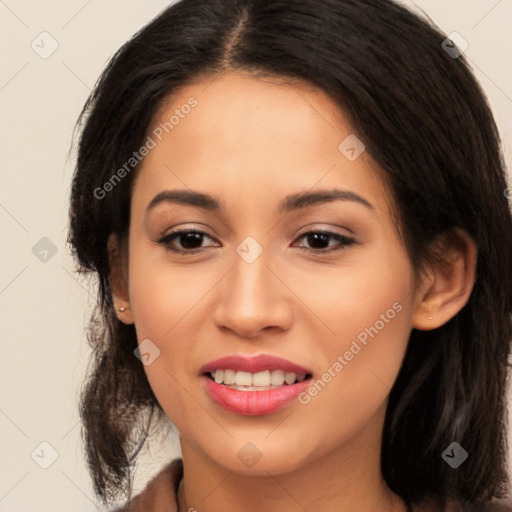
[0,1,511,510]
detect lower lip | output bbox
[202,375,311,416]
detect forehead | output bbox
[149,71,349,161]
[131,71,390,218]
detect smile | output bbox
[200,354,314,416]
[208,369,308,390]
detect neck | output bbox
[176,404,407,512]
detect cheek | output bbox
[126,248,200,395]
[285,241,413,344]
[292,301,412,462]
[127,265,200,428]
[127,244,211,341]
[293,245,414,418]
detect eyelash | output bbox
[155,229,356,256]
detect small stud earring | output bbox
[119,306,129,312]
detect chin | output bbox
[195,432,317,476]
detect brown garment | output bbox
[112,458,512,512]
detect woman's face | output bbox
[125,71,420,474]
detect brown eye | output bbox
[158,230,218,254]
[294,230,356,253]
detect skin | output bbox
[109,71,477,512]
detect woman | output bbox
[67,0,512,510]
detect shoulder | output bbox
[110,458,183,512]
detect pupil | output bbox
[307,233,329,249]
[181,232,203,249]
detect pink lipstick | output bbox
[200,354,313,416]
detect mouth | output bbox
[199,354,313,416]
[199,354,314,416]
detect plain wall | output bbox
[1,1,511,510]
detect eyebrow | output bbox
[145,188,375,215]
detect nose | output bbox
[213,252,293,339]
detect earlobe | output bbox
[107,233,134,325]
[412,229,477,331]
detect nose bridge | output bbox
[213,240,292,336]
[231,247,271,304]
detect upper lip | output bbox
[200,354,312,375]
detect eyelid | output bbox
[155,227,219,249]
[293,229,356,252]
[156,223,217,241]
[294,225,353,239]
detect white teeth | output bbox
[223,369,236,385]
[210,369,307,387]
[270,369,285,385]
[235,371,252,386]
[285,372,297,385]
[252,371,271,386]
[214,369,224,384]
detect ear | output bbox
[107,233,134,325]
[412,228,477,330]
